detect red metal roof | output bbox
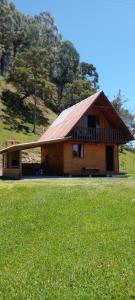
[0,91,133,154]
[39,91,102,141]
[39,90,134,142]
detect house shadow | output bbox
[1,90,49,132]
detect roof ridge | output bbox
[60,90,102,114]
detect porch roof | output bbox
[0,137,70,154]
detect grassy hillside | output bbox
[0,76,57,150]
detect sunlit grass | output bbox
[0,177,135,299]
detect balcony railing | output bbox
[70,127,126,143]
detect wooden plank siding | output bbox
[76,106,110,128]
[41,142,64,175]
[63,142,119,176]
[41,141,119,176]
[66,104,119,175]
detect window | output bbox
[83,115,100,128]
[72,144,84,158]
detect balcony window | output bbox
[72,144,84,158]
[83,115,100,128]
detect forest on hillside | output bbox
[0,1,98,109]
[0,0,134,136]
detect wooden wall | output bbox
[2,150,22,179]
[41,142,64,175]
[63,141,119,175]
[41,141,119,176]
[76,106,110,128]
[114,145,119,173]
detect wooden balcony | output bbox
[70,127,126,144]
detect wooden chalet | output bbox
[0,91,134,178]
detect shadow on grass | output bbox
[1,90,49,133]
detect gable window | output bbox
[72,144,84,158]
[83,115,100,128]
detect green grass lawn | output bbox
[0,175,135,299]
[1,76,135,298]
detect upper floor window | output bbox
[72,144,84,158]
[83,115,100,128]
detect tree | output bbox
[51,41,80,98]
[0,0,16,74]
[34,12,61,53]
[0,1,61,76]
[0,0,27,75]
[112,90,135,134]
[51,42,99,109]
[112,90,135,152]
[10,48,58,133]
[0,0,100,125]
[80,62,99,89]
[60,80,96,111]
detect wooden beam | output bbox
[94,105,113,109]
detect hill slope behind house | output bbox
[0,76,57,150]
[0,77,57,167]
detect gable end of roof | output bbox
[39,91,134,142]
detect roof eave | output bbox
[0,137,70,154]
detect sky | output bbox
[13,0,135,111]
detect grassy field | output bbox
[1,76,135,299]
[0,162,135,299]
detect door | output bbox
[106,146,114,171]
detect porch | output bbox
[0,138,68,179]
